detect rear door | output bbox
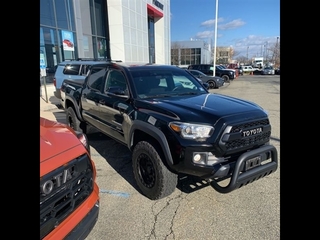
[81,66,107,130]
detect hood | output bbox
[137,93,266,123]
[40,117,82,163]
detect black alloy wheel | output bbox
[132,141,178,200]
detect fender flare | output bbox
[129,120,174,165]
[65,94,84,121]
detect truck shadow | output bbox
[86,131,211,195]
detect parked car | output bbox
[217,65,238,77]
[275,67,280,75]
[187,69,224,89]
[262,66,275,75]
[40,117,99,239]
[187,64,235,83]
[241,65,255,73]
[62,62,278,200]
[235,66,243,75]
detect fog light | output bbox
[194,154,201,162]
[192,152,208,165]
[193,152,228,166]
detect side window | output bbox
[63,64,80,75]
[105,70,127,93]
[87,67,107,91]
[172,75,196,89]
[80,65,91,75]
[158,77,168,88]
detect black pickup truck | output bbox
[61,61,278,200]
[187,64,235,82]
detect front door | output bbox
[98,68,131,144]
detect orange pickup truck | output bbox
[40,117,99,239]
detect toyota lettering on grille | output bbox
[242,127,263,137]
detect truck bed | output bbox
[60,79,85,109]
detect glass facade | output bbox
[40,0,170,84]
[171,48,201,66]
[40,0,109,82]
[148,16,155,64]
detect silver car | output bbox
[262,66,275,75]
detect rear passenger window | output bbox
[87,67,107,91]
[63,64,81,75]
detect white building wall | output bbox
[106,0,126,61]
[154,17,164,63]
[107,0,170,64]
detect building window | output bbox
[40,0,56,27]
[148,16,155,63]
[55,0,75,30]
[179,48,201,65]
[195,55,201,65]
[96,37,107,59]
[91,0,106,36]
[219,51,229,57]
[171,48,179,65]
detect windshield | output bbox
[131,69,208,99]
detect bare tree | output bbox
[269,40,280,67]
[235,56,248,65]
[232,50,241,59]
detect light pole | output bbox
[275,37,279,65]
[247,46,249,64]
[212,0,218,76]
[264,41,268,63]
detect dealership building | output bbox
[40,0,170,72]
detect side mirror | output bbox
[107,86,129,99]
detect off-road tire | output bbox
[66,107,81,132]
[132,141,178,200]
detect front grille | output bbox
[226,131,271,149]
[230,119,269,133]
[40,154,94,239]
[220,118,271,153]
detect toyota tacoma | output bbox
[40,117,99,239]
[60,62,278,200]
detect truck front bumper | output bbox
[172,144,278,194]
[64,200,99,240]
[209,145,278,193]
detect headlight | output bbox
[75,131,90,154]
[169,122,214,140]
